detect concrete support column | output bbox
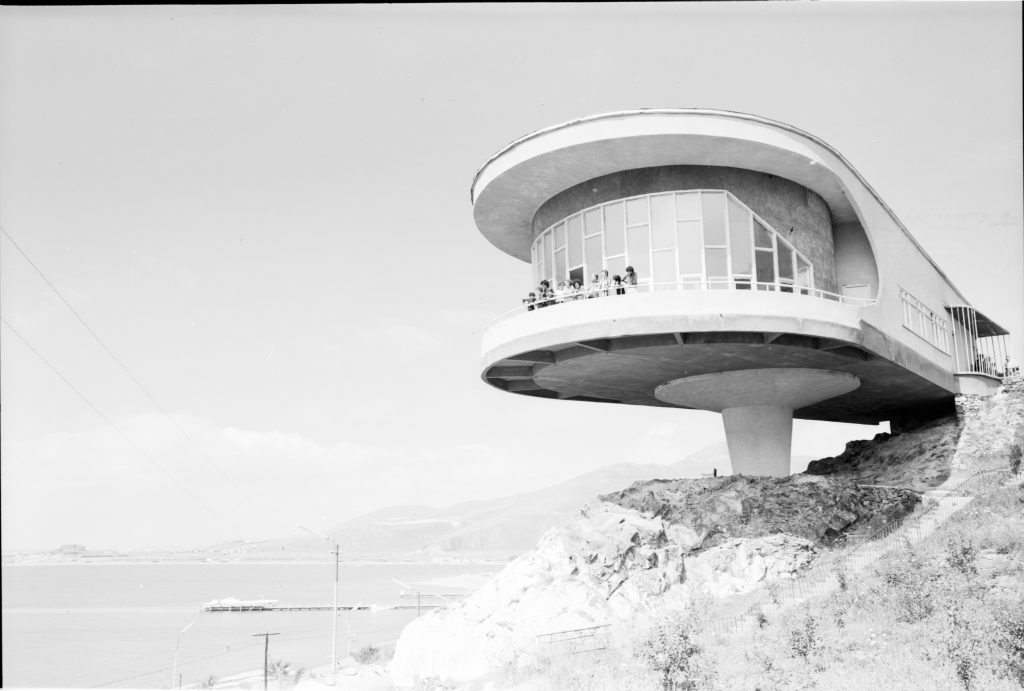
[722,405,794,476]
[655,368,861,477]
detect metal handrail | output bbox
[486,278,877,331]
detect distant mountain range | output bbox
[268,444,808,558]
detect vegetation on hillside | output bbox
[497,478,1023,691]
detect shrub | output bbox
[353,644,381,665]
[945,535,978,576]
[634,611,714,690]
[995,604,1024,686]
[787,613,821,661]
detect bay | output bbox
[1,561,498,688]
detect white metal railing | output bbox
[948,305,1016,378]
[487,278,877,330]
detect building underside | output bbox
[484,330,955,426]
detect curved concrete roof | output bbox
[471,109,910,264]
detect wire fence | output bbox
[534,466,1018,653]
[699,466,1017,639]
[535,624,612,655]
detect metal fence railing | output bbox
[536,624,611,655]
[532,467,1018,658]
[488,278,876,330]
[699,466,1017,639]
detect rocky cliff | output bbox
[390,378,1024,687]
[390,476,918,685]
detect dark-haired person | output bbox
[612,275,624,295]
[624,266,638,293]
[569,278,584,300]
[523,291,537,311]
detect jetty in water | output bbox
[199,598,442,613]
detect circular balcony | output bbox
[480,281,892,425]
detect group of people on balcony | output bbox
[523,267,638,310]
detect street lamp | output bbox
[299,525,339,673]
[172,621,195,689]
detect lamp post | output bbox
[172,621,195,689]
[299,525,339,673]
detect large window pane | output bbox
[705,248,728,289]
[650,194,675,249]
[675,192,699,220]
[554,222,566,249]
[585,235,602,276]
[705,247,728,277]
[701,192,727,246]
[778,246,794,280]
[729,205,753,275]
[567,215,583,267]
[754,220,772,248]
[795,257,811,288]
[607,255,625,281]
[677,220,703,274]
[755,250,775,285]
[626,225,651,278]
[604,202,625,256]
[555,248,566,284]
[626,197,648,226]
[543,232,553,282]
[652,250,676,290]
[584,209,602,236]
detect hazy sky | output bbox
[1,4,1021,551]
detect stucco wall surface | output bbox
[833,222,879,298]
[531,166,838,294]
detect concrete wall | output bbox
[833,222,879,299]
[531,165,839,294]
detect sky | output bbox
[1,4,1021,552]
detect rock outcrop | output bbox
[804,416,958,490]
[805,377,1024,487]
[389,476,918,686]
[601,474,920,544]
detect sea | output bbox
[1,561,500,689]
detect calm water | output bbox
[1,562,497,688]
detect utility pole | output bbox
[395,580,451,617]
[299,525,340,672]
[252,632,279,691]
[172,621,194,690]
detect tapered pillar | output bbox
[655,368,861,476]
[722,405,794,476]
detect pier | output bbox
[200,602,443,613]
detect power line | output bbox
[1,316,243,536]
[0,224,258,506]
[89,640,262,688]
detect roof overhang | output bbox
[947,305,1010,337]
[472,109,867,262]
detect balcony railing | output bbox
[487,278,877,330]
[948,305,1016,379]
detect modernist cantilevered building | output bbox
[473,110,1012,477]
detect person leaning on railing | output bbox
[624,266,638,293]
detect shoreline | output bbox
[2,557,512,567]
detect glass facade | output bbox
[532,190,814,293]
